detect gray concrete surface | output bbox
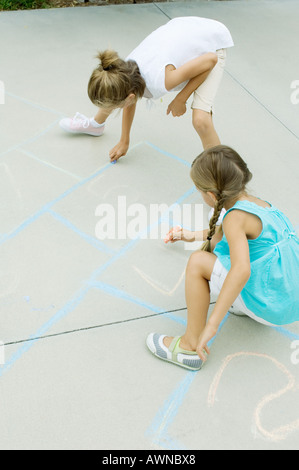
[0,0,299,451]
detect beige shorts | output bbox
[209,258,275,326]
[191,49,227,114]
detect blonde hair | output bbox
[88,50,146,109]
[190,145,253,252]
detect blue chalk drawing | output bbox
[0,113,298,450]
[146,314,230,449]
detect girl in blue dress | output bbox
[147,145,299,371]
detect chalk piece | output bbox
[111,160,117,165]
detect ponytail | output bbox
[97,50,122,72]
[88,49,146,109]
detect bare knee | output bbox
[187,251,207,276]
[192,111,212,136]
[187,251,216,280]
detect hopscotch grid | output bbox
[48,208,116,256]
[1,125,299,450]
[0,161,113,247]
[1,30,298,450]
[2,40,299,451]
[1,135,298,355]
[144,141,192,168]
[5,90,66,117]
[19,147,82,181]
[0,141,199,379]
[0,140,150,247]
[0,118,62,159]
[0,183,196,379]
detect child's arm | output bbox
[165,53,218,91]
[165,227,223,246]
[197,212,251,361]
[165,53,218,117]
[164,227,205,244]
[167,70,214,117]
[109,103,137,162]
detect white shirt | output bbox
[127,17,234,100]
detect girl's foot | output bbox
[146,333,203,371]
[59,112,105,136]
[163,336,195,351]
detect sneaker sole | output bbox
[59,121,104,137]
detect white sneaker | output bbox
[59,112,105,136]
[208,208,226,226]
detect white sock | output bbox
[91,118,104,128]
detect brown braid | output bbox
[202,195,226,252]
[189,145,253,253]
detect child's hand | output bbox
[164,226,195,244]
[196,323,218,362]
[166,98,187,117]
[109,141,129,162]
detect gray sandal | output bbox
[146,333,203,371]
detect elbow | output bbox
[231,263,251,285]
[240,265,251,284]
[210,53,218,69]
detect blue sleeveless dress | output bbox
[213,201,299,325]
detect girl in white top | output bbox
[60,17,234,162]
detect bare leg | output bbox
[164,251,217,351]
[192,109,221,149]
[94,107,113,125]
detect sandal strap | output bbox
[169,336,199,358]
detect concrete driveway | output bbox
[0,0,299,450]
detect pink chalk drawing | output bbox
[208,351,299,442]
